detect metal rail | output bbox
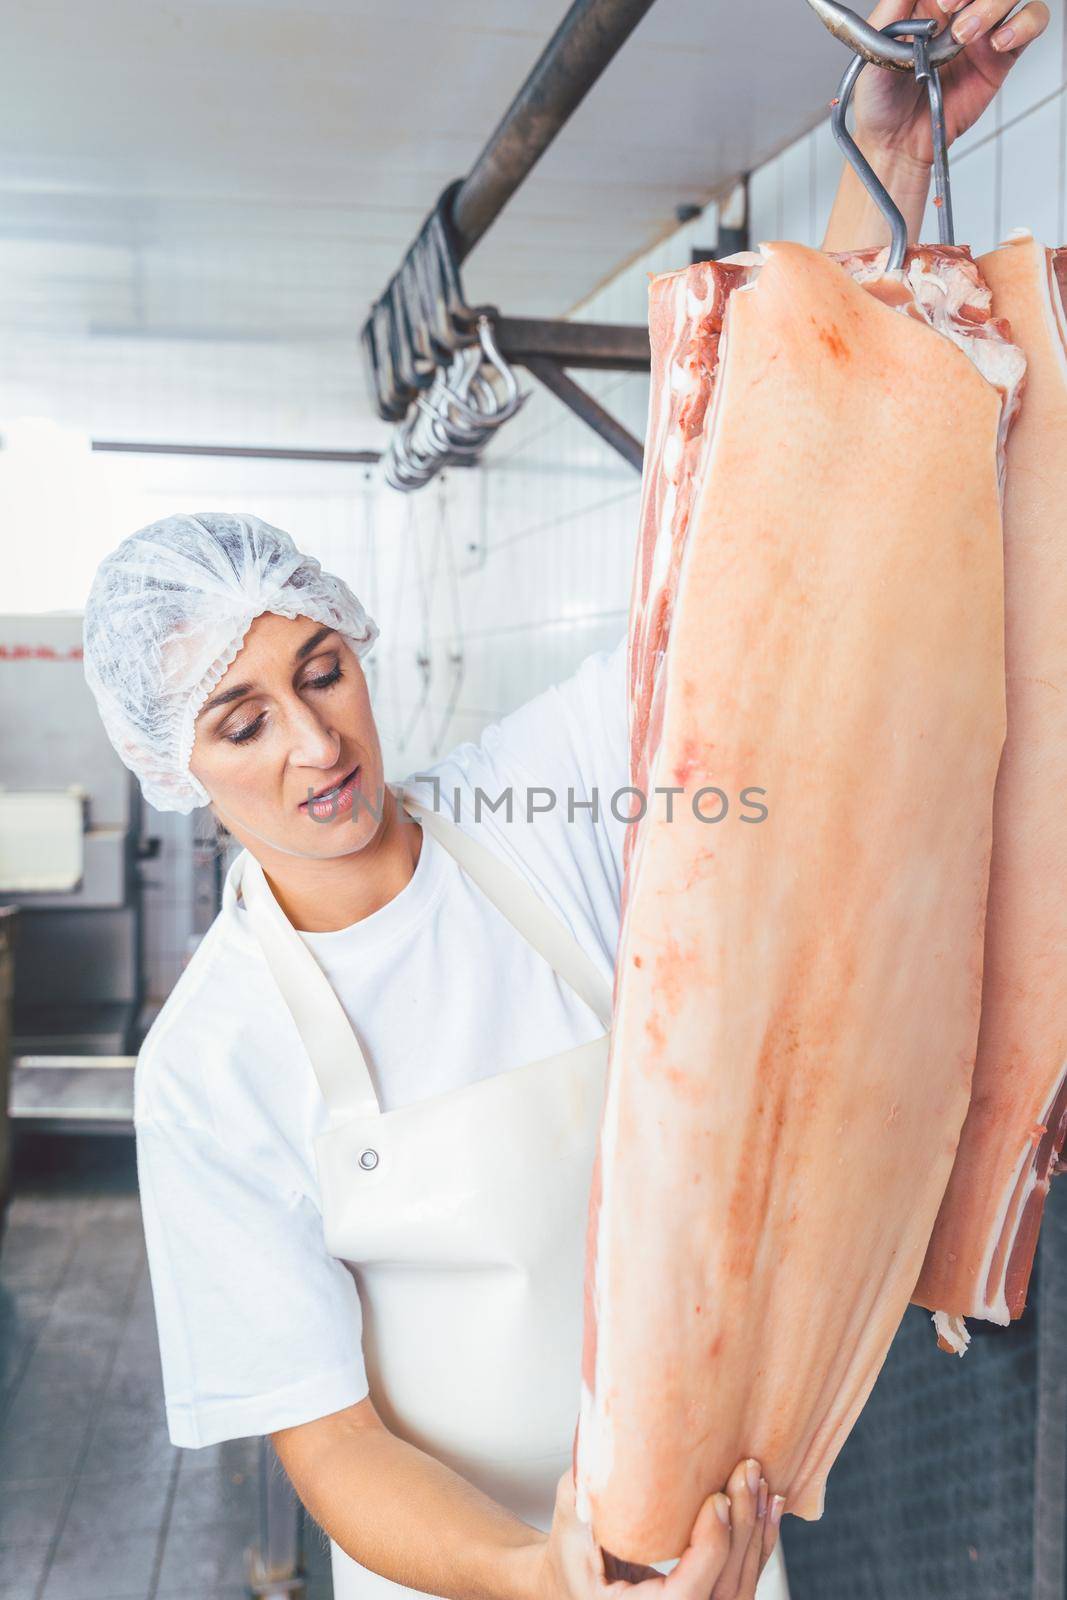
[450,0,659,262]
[524,359,644,471]
[364,0,655,481]
[91,441,382,464]
[495,318,648,372]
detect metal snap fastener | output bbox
[358,1148,379,1171]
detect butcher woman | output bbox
[81,7,1047,1598]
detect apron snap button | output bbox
[358,1148,379,1171]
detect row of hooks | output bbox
[383,316,526,492]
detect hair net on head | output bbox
[83,512,379,814]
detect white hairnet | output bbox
[83,512,379,813]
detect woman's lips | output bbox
[300,766,361,820]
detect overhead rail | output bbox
[362,0,657,489]
[90,441,383,464]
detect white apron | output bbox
[240,792,789,1600]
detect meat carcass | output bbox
[913,234,1067,1349]
[576,241,1025,1560]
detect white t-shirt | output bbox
[135,636,628,1449]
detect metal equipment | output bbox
[363,0,657,487]
[0,613,145,1132]
[808,0,963,270]
[247,1439,309,1600]
[0,906,16,1217]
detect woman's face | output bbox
[188,611,385,859]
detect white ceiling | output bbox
[1,0,845,431]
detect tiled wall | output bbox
[11,7,1066,1002]
[371,202,724,784]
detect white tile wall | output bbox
[999,93,1065,245]
[10,2,1066,1001]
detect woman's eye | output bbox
[308,663,342,690]
[228,715,266,746]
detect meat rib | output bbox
[576,240,1024,1560]
[914,234,1067,1344]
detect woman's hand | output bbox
[854,0,1051,164]
[820,0,1051,249]
[536,1459,783,1600]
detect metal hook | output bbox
[807,0,964,68]
[810,2,960,270]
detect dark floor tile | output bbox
[4,1379,101,1433]
[114,1314,161,1354]
[155,1515,253,1592]
[62,1466,174,1537]
[0,1479,68,1544]
[0,1538,53,1600]
[101,1366,165,1415]
[39,1524,159,1600]
[0,1286,55,1333]
[0,1331,36,1406]
[0,1414,93,1482]
[177,1436,259,1479]
[0,1244,70,1297]
[79,1414,177,1479]
[93,1394,166,1437]
[156,1589,259,1600]
[10,1132,138,1200]
[40,1287,130,1345]
[168,1457,256,1528]
[15,1339,111,1394]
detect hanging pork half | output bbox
[575,240,1025,1560]
[913,234,1067,1350]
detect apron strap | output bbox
[238,792,614,1120]
[239,853,382,1119]
[401,791,613,1032]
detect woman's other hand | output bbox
[538,1459,783,1600]
[854,0,1051,163]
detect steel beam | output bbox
[496,316,648,372]
[525,357,643,471]
[450,0,659,261]
[91,441,381,464]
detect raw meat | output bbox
[914,234,1067,1347]
[576,241,1024,1560]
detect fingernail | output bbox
[715,1493,731,1526]
[952,12,982,42]
[991,24,1015,49]
[757,1479,769,1519]
[771,1496,786,1526]
[746,1459,761,1495]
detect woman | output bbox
[81,9,1048,1597]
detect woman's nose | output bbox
[285,697,341,769]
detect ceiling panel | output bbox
[0,0,847,433]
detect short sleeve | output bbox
[136,1113,369,1448]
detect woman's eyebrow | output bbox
[202,681,253,715]
[295,625,334,661]
[201,626,337,716]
